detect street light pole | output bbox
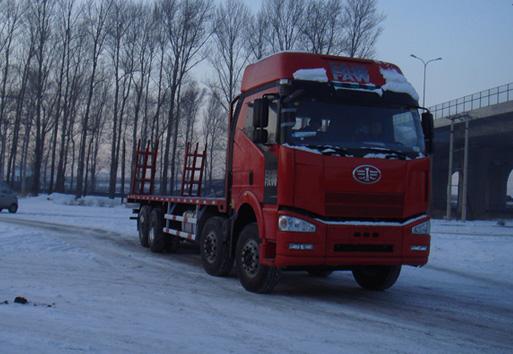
[410,54,442,107]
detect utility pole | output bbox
[446,117,455,219]
[461,115,470,221]
[410,54,443,107]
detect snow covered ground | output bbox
[0,196,512,353]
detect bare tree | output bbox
[0,0,21,180]
[6,6,36,186]
[29,0,56,195]
[84,73,108,195]
[180,80,204,146]
[342,0,385,58]
[159,0,212,195]
[202,90,226,192]
[127,2,156,192]
[0,0,388,196]
[244,6,270,61]
[75,0,112,196]
[210,0,250,111]
[54,0,84,193]
[106,0,130,197]
[263,0,306,52]
[301,0,345,55]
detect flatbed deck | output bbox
[127,194,227,212]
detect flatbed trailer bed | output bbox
[127,194,227,211]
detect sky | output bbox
[236,0,513,108]
[205,0,513,194]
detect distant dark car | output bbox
[0,182,18,213]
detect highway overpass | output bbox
[430,83,513,219]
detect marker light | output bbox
[412,220,431,235]
[278,216,316,233]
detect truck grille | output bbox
[334,244,394,253]
[325,192,403,218]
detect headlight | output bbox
[278,215,316,233]
[412,220,430,235]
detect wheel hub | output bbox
[203,232,217,263]
[241,240,259,277]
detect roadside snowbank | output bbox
[46,193,123,208]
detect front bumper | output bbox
[271,211,430,268]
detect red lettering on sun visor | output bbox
[330,63,371,84]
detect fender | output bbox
[236,191,265,238]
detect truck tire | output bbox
[138,205,151,247]
[8,204,17,214]
[236,223,280,294]
[166,236,180,253]
[307,270,333,278]
[352,265,401,291]
[148,208,166,253]
[200,217,233,276]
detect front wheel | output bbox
[236,223,279,294]
[352,265,401,291]
[8,204,17,214]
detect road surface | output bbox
[0,197,512,353]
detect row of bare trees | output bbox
[0,0,384,197]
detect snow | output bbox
[1,196,513,353]
[293,68,329,83]
[282,143,323,155]
[362,152,389,159]
[291,65,419,102]
[380,67,420,102]
[47,193,123,208]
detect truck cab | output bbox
[228,52,432,291]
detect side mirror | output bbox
[253,128,268,144]
[421,111,434,155]
[253,98,269,128]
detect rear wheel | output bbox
[138,205,151,247]
[236,223,279,293]
[8,204,17,214]
[166,236,180,253]
[148,208,166,253]
[352,265,401,291]
[200,217,233,276]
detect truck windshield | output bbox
[280,99,425,158]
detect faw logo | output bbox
[331,63,370,84]
[352,165,381,184]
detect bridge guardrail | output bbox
[429,82,513,119]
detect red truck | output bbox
[128,52,434,293]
